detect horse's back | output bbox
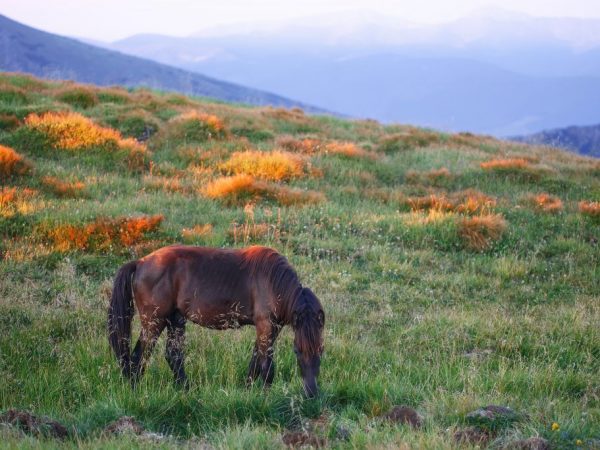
[133,245,263,327]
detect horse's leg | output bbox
[130,315,166,386]
[246,343,260,386]
[255,320,281,386]
[165,310,188,389]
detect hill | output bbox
[1,73,599,448]
[513,123,600,158]
[107,11,600,136]
[0,14,323,112]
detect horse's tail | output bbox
[108,260,138,378]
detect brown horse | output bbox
[108,245,325,397]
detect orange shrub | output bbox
[25,112,121,150]
[458,214,507,251]
[0,187,17,206]
[480,158,530,171]
[405,167,451,184]
[169,111,226,141]
[202,174,324,206]
[527,193,563,213]
[41,176,86,198]
[276,136,322,154]
[324,141,371,158]
[0,145,31,177]
[219,150,306,181]
[453,189,497,215]
[47,215,163,251]
[182,224,213,242]
[578,201,600,218]
[407,194,454,212]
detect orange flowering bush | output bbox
[480,158,530,171]
[219,150,306,181]
[47,215,163,251]
[0,145,31,177]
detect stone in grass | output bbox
[381,406,424,429]
[453,426,492,446]
[0,409,68,439]
[104,416,145,435]
[103,416,166,442]
[505,437,550,450]
[282,430,326,448]
[466,405,521,430]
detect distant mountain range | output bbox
[105,10,600,136]
[513,123,600,158]
[0,14,323,112]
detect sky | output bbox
[3,0,600,41]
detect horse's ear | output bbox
[318,310,325,327]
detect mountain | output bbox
[0,14,323,112]
[108,11,600,136]
[513,123,600,158]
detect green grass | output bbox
[1,73,599,449]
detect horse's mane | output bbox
[240,246,322,355]
[240,246,303,315]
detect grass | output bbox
[0,72,599,449]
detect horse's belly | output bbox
[185,299,253,329]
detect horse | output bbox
[108,245,325,397]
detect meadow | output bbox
[0,73,599,449]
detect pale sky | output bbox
[2,0,600,41]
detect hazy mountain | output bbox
[108,11,600,135]
[513,123,600,158]
[0,14,324,112]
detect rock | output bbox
[506,437,550,450]
[381,406,423,428]
[104,416,145,435]
[466,405,520,429]
[282,431,326,448]
[453,426,491,445]
[0,409,68,439]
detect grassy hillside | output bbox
[1,72,599,449]
[0,14,324,113]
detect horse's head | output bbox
[292,287,325,398]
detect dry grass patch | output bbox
[143,175,187,193]
[324,141,372,158]
[41,176,86,198]
[46,215,163,252]
[168,111,226,141]
[406,190,496,215]
[578,201,600,219]
[525,193,563,214]
[219,150,306,181]
[0,145,31,177]
[228,222,278,243]
[182,224,213,242]
[405,167,452,185]
[202,174,324,206]
[458,214,507,251]
[276,136,323,154]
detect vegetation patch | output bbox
[41,176,87,198]
[167,110,226,142]
[578,200,600,219]
[43,215,163,252]
[524,193,563,214]
[203,174,324,205]
[0,144,31,177]
[219,150,307,181]
[54,86,99,108]
[458,213,508,251]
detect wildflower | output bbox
[551,422,560,431]
[576,439,583,446]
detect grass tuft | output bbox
[526,193,563,214]
[41,176,87,198]
[578,200,600,219]
[219,150,306,181]
[458,214,507,251]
